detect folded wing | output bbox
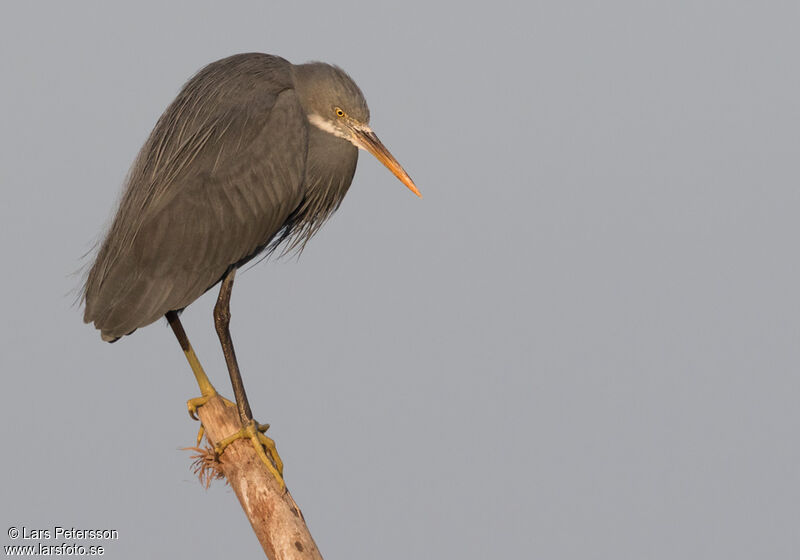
[84,54,308,340]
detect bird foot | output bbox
[187,392,236,445]
[215,420,285,489]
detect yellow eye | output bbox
[335,108,345,117]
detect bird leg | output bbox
[166,310,234,444]
[213,268,285,488]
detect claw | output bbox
[188,394,238,445]
[187,395,214,421]
[188,393,236,420]
[256,431,284,475]
[215,420,285,489]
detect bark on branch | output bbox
[191,395,322,559]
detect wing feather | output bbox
[84,54,308,339]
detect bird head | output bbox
[293,62,421,197]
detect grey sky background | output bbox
[1,1,798,558]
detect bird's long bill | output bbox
[353,128,421,198]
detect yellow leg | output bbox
[167,311,235,444]
[185,345,216,414]
[167,311,283,486]
[182,338,218,445]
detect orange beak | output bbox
[353,128,421,198]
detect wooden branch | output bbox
[192,395,323,560]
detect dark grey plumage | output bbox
[83,54,375,341]
[82,52,419,494]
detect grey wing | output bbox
[83,54,308,340]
